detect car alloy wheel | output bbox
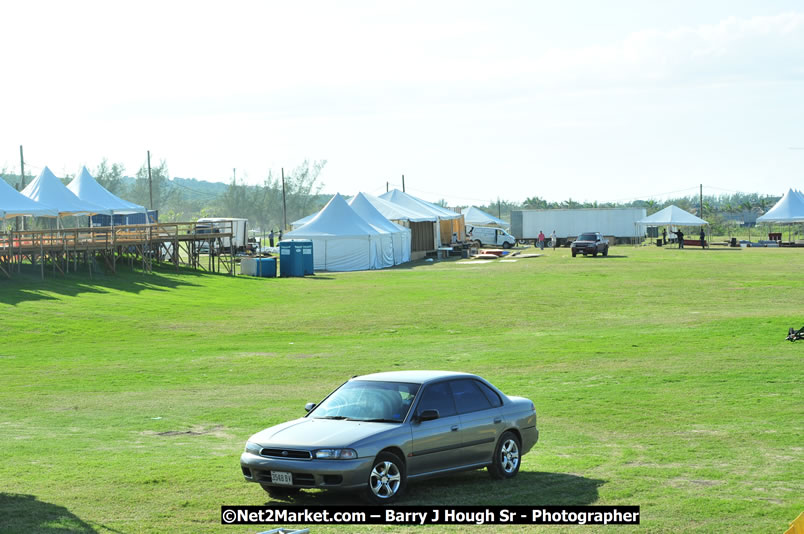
[489,431,521,479]
[366,452,406,503]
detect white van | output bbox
[466,225,516,249]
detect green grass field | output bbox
[1,245,801,533]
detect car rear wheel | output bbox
[364,451,406,504]
[488,431,521,479]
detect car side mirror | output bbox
[418,409,440,422]
[304,402,317,413]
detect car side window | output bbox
[476,381,503,408]
[417,382,457,418]
[448,379,493,414]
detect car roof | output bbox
[354,370,478,384]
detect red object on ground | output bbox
[478,249,505,257]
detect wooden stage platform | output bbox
[0,221,236,279]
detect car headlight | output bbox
[313,448,357,460]
[244,442,262,455]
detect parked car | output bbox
[571,232,609,257]
[466,226,516,249]
[240,370,539,503]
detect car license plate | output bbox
[271,471,292,485]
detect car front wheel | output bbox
[364,452,406,504]
[603,246,608,256]
[502,241,512,249]
[488,431,521,479]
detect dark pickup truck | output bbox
[571,232,609,257]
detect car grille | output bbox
[260,448,312,460]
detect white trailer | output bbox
[511,208,646,242]
[196,217,248,251]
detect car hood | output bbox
[573,240,595,244]
[249,417,397,448]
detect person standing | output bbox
[268,229,275,247]
[538,230,545,250]
[278,230,283,242]
[550,230,557,250]
[699,227,706,249]
[676,228,685,249]
[662,227,667,245]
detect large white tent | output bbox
[67,166,146,216]
[756,189,804,223]
[379,189,464,245]
[348,192,411,265]
[462,206,509,228]
[637,205,708,226]
[22,167,110,216]
[285,193,388,271]
[0,178,59,219]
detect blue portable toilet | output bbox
[300,241,314,275]
[279,240,311,277]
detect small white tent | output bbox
[67,166,147,215]
[0,178,59,219]
[756,189,804,223]
[22,167,110,216]
[285,193,386,271]
[462,206,509,228]
[349,192,411,265]
[637,205,708,226]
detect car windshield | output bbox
[311,380,420,423]
[578,233,597,241]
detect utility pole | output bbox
[700,184,703,218]
[498,197,501,218]
[147,150,154,211]
[281,167,288,231]
[19,145,25,231]
[386,181,389,193]
[402,174,405,193]
[233,168,236,182]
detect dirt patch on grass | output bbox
[142,425,228,438]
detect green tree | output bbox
[94,158,126,195]
[132,159,170,211]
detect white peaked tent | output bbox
[67,166,146,215]
[348,192,411,265]
[285,193,387,271]
[0,178,59,219]
[363,193,437,222]
[462,206,509,228]
[637,205,708,226]
[379,189,464,245]
[22,167,110,216]
[756,189,804,223]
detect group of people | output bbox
[267,229,283,248]
[537,230,557,250]
[662,227,706,249]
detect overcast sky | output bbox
[2,1,803,206]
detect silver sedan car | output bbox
[240,370,539,503]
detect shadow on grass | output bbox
[0,265,203,306]
[0,493,123,533]
[268,471,605,506]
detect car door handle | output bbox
[450,425,459,432]
[493,417,502,424]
